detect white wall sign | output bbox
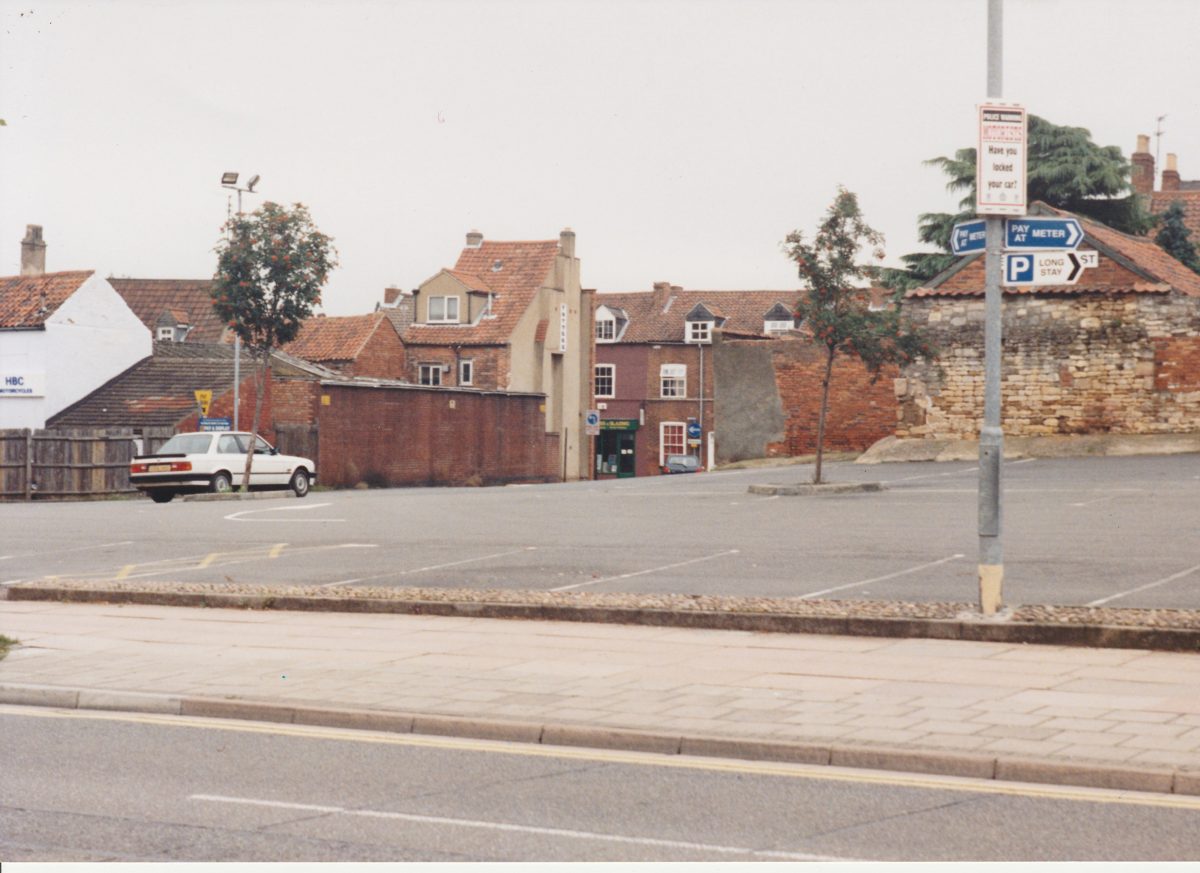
[559,303,569,353]
[1,372,46,397]
[976,102,1027,216]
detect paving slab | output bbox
[3,600,1200,796]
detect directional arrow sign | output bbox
[1005,217,1083,250]
[1003,251,1089,286]
[950,219,987,255]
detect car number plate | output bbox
[148,464,171,472]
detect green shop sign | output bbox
[600,419,639,431]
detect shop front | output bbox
[595,418,638,478]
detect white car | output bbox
[130,431,316,503]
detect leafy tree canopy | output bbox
[783,187,936,483]
[1154,200,1200,273]
[213,201,337,354]
[883,115,1154,292]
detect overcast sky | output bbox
[2,0,1197,315]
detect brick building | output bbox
[897,202,1200,439]
[1132,134,1200,240]
[400,229,593,480]
[283,311,406,380]
[592,284,801,476]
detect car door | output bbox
[251,435,289,486]
[215,434,249,486]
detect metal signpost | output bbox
[975,0,1023,615]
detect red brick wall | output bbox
[1154,337,1200,392]
[270,379,321,426]
[767,344,898,455]
[178,372,270,433]
[407,346,509,389]
[343,324,407,380]
[315,384,559,487]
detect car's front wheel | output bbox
[290,469,310,497]
[149,490,175,504]
[210,472,233,494]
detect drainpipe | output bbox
[698,342,705,461]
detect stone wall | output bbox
[897,292,1200,438]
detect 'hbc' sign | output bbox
[1,372,46,397]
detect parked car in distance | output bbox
[661,454,701,474]
[130,431,316,503]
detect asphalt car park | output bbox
[2,454,1199,609]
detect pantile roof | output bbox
[0,270,94,328]
[48,342,336,429]
[594,288,802,343]
[405,239,560,345]
[284,312,394,363]
[1149,189,1200,240]
[908,202,1200,299]
[109,278,229,343]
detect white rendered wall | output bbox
[0,274,151,429]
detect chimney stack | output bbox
[559,227,576,258]
[466,230,483,248]
[1131,134,1155,195]
[21,225,46,276]
[1162,153,1182,192]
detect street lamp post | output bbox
[220,172,261,432]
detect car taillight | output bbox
[171,461,192,472]
[131,463,148,473]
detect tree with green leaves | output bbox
[1154,200,1200,273]
[883,116,1155,292]
[783,187,936,484]
[212,201,337,492]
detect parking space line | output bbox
[224,503,341,522]
[551,549,741,593]
[320,547,538,588]
[269,543,286,559]
[115,564,135,580]
[1087,563,1200,607]
[0,540,134,561]
[197,553,220,568]
[797,554,965,599]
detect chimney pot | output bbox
[21,224,47,276]
[1136,134,1151,154]
[466,230,483,248]
[1162,153,1182,191]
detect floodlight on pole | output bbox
[219,171,262,431]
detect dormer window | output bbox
[764,319,793,334]
[594,304,628,343]
[596,315,615,341]
[686,321,713,344]
[428,296,460,323]
[157,326,176,341]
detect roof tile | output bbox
[284,312,390,363]
[0,271,94,328]
[109,278,229,343]
[595,288,802,343]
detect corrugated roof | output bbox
[595,288,801,343]
[908,202,1200,299]
[0,270,94,328]
[284,312,390,363]
[109,278,229,343]
[404,239,560,345]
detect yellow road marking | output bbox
[197,553,220,568]
[6,705,1200,811]
[114,565,135,580]
[269,543,286,559]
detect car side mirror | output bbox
[270,448,278,455]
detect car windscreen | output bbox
[156,434,213,455]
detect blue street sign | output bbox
[687,422,702,439]
[1005,217,1083,250]
[950,219,987,255]
[199,417,232,432]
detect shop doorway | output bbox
[596,430,636,477]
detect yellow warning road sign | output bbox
[194,389,212,417]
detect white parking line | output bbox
[224,503,342,522]
[1087,563,1200,607]
[551,549,741,592]
[189,793,849,861]
[798,554,965,599]
[319,547,538,588]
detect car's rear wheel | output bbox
[149,490,175,504]
[290,469,310,497]
[210,472,233,493]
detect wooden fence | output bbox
[0,428,175,501]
